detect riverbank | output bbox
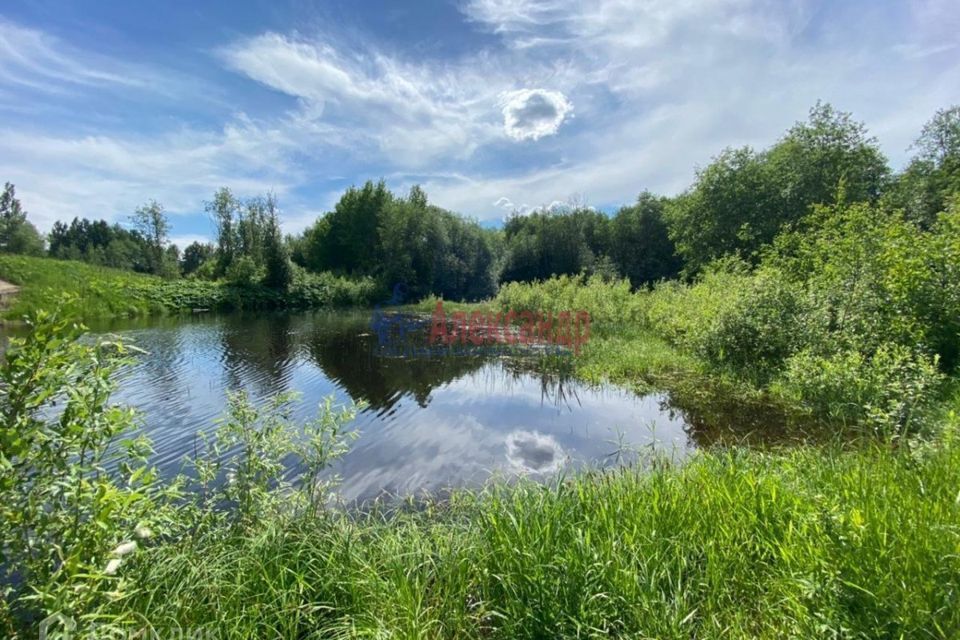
[105,432,960,638]
[0,254,379,320]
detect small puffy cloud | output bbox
[501,89,572,141]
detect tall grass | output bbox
[114,434,960,638]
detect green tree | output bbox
[206,187,240,276]
[501,207,611,283]
[130,200,170,276]
[665,103,889,274]
[884,105,960,227]
[664,147,779,274]
[766,102,889,219]
[181,241,215,276]
[611,192,682,287]
[316,180,392,275]
[0,183,44,256]
[262,194,293,291]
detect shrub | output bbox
[225,255,262,286]
[0,305,177,628]
[775,344,943,434]
[0,305,360,635]
[685,269,820,385]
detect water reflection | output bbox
[81,311,695,501]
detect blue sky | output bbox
[1,0,957,247]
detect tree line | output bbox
[1,101,957,300]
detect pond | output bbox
[78,310,702,502]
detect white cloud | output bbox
[219,32,508,165]
[0,20,146,93]
[168,234,214,249]
[501,89,572,140]
[0,125,302,230]
[2,1,959,231]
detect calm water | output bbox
[80,310,696,502]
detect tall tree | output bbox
[320,180,392,275]
[0,183,43,256]
[665,103,890,274]
[766,102,889,218]
[130,200,170,276]
[500,207,611,283]
[181,241,215,276]
[262,194,293,291]
[885,105,960,227]
[664,147,778,274]
[611,192,682,287]
[206,187,240,275]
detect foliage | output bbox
[610,191,682,287]
[180,240,214,276]
[496,273,641,329]
[765,102,888,219]
[665,103,889,274]
[0,305,177,629]
[884,105,960,227]
[775,344,942,435]
[646,198,958,431]
[262,207,293,291]
[649,265,815,385]
[103,437,960,639]
[500,206,611,283]
[664,147,779,273]
[303,180,393,276]
[192,392,359,531]
[0,254,379,320]
[0,309,359,636]
[130,200,172,277]
[299,183,498,301]
[5,308,960,638]
[206,187,240,275]
[378,187,498,301]
[0,183,44,257]
[224,254,261,287]
[48,217,150,271]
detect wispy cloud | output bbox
[0,20,148,93]
[219,32,513,165]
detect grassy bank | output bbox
[0,254,379,320]
[114,437,960,638]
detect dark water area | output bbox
[4,309,813,502]
[49,310,708,502]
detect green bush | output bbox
[647,265,818,384]
[0,305,177,627]
[775,344,943,434]
[0,307,359,635]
